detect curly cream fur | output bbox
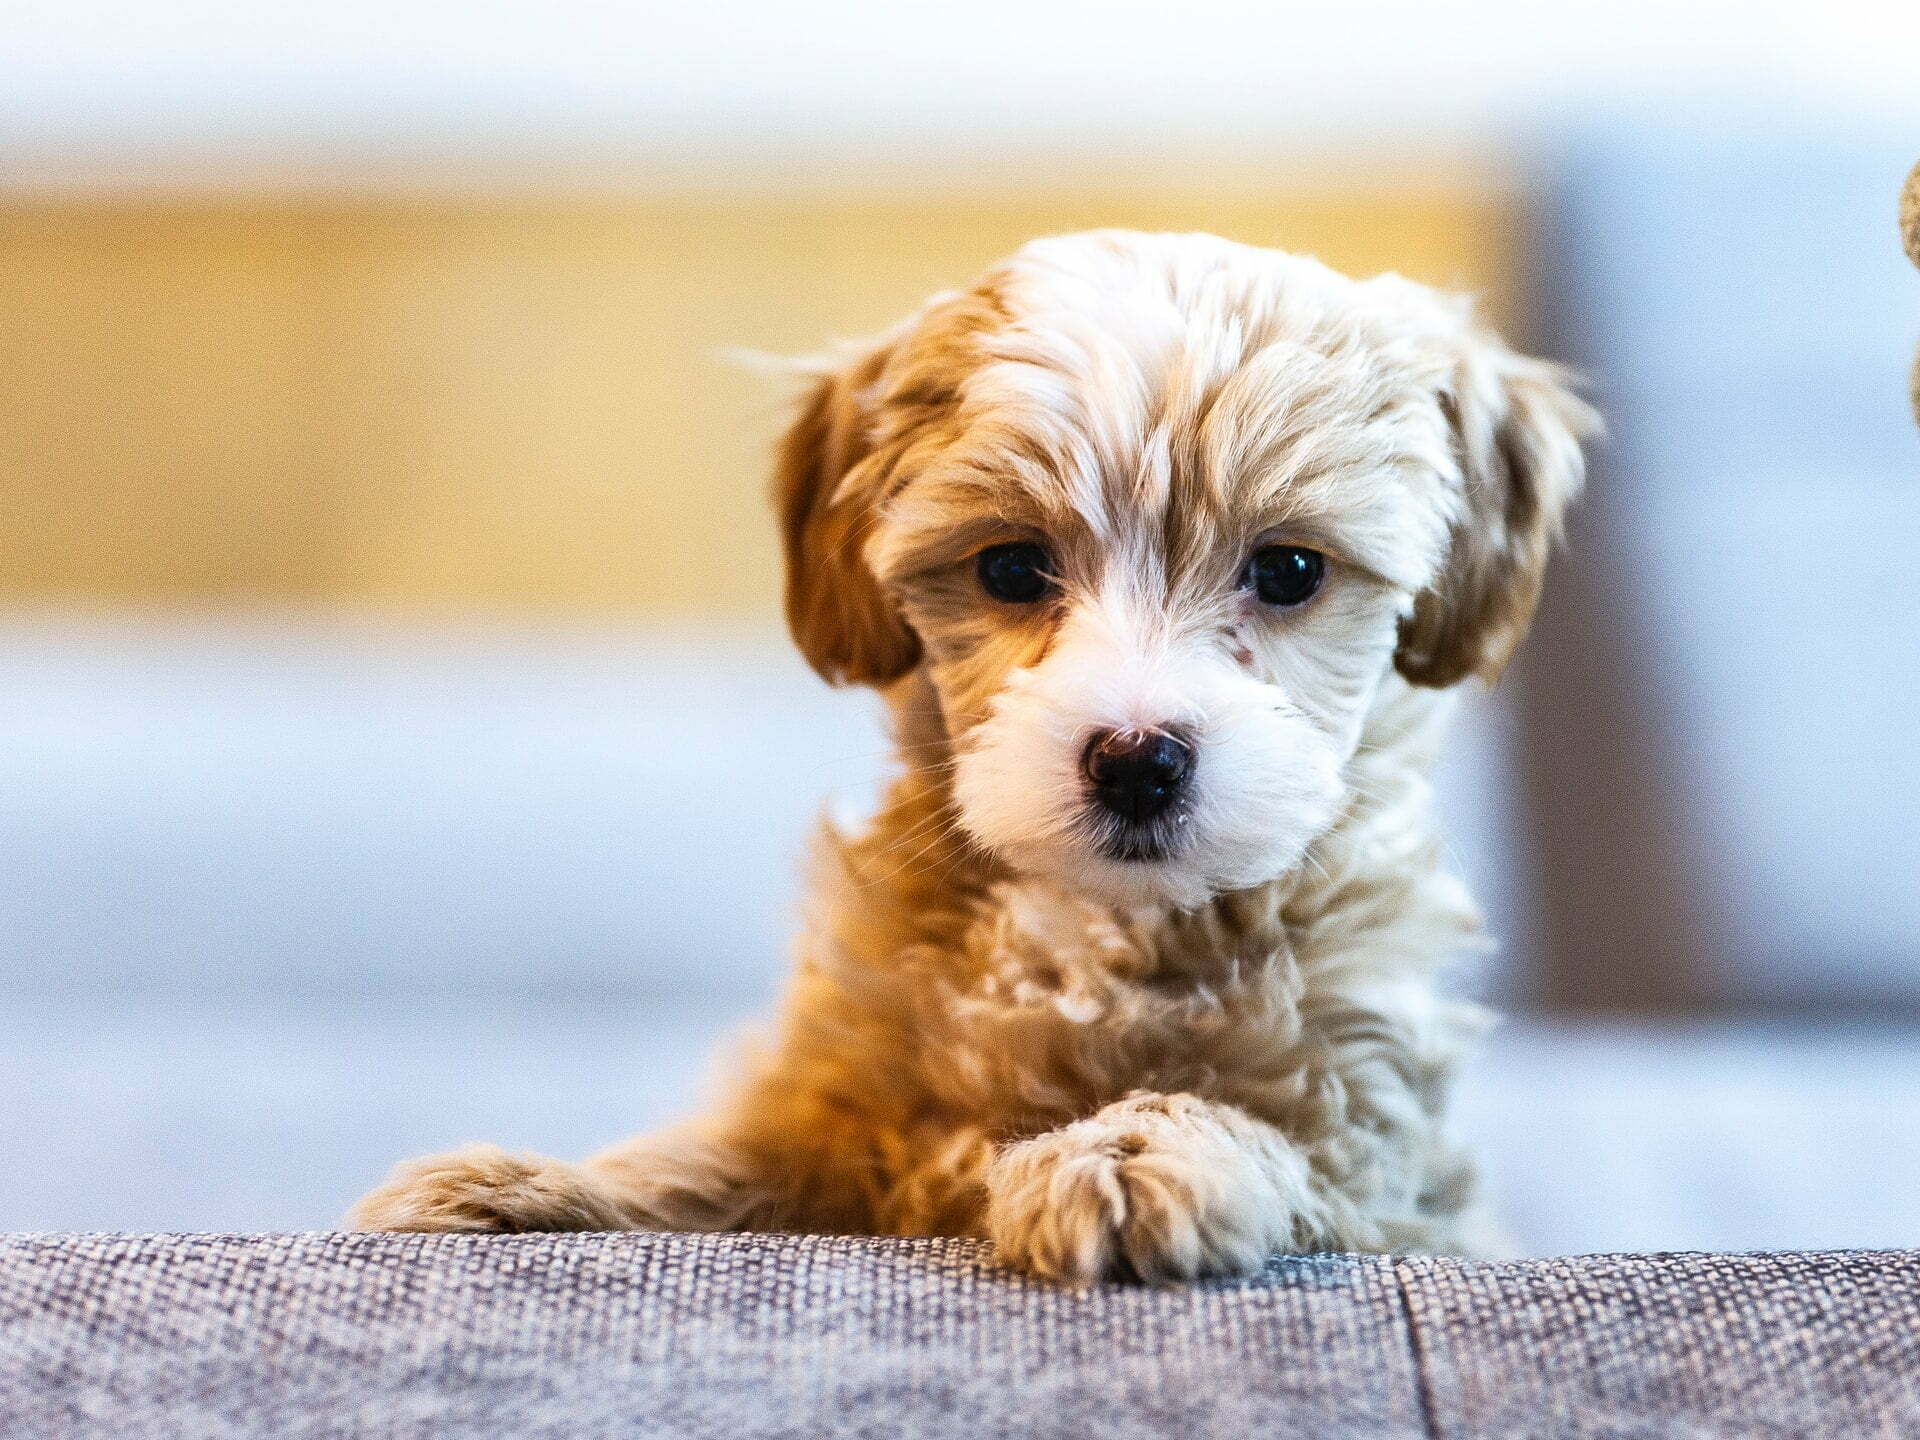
[351,231,1592,1284]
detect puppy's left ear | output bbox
[774,335,923,688]
[1394,334,1599,688]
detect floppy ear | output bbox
[1394,337,1598,688]
[774,338,923,687]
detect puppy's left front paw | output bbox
[984,1093,1299,1285]
[347,1144,630,1234]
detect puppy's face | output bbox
[779,232,1591,908]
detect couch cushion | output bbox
[0,615,1525,1003]
[2,1233,1916,1439]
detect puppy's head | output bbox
[777,231,1593,908]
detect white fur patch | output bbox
[953,587,1346,908]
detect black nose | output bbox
[1083,729,1193,824]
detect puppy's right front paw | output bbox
[347,1144,630,1234]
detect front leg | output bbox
[984,1092,1334,1284]
[347,1120,777,1235]
[348,1143,635,1233]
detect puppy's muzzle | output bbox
[1082,729,1194,827]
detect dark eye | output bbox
[1244,545,1325,607]
[976,543,1055,604]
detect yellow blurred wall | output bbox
[1,177,1522,619]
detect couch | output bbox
[5,118,1919,1440]
[4,1232,1917,1438]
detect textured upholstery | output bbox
[2,1233,1917,1438]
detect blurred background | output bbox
[3,0,1918,1255]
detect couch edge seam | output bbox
[1389,1257,1446,1440]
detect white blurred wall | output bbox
[3,0,1918,186]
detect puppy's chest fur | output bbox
[937,879,1327,1124]
[789,762,1476,1153]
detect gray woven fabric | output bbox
[0,1234,1916,1439]
[1402,1250,1920,1438]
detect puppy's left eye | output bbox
[1243,545,1325,607]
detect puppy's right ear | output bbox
[774,338,922,687]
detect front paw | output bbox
[347,1144,630,1234]
[984,1093,1299,1285]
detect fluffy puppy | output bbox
[350,230,1594,1283]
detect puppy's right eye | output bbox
[976,543,1055,604]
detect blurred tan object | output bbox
[1904,158,1920,424]
[1,172,1521,618]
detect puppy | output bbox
[350,230,1594,1283]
